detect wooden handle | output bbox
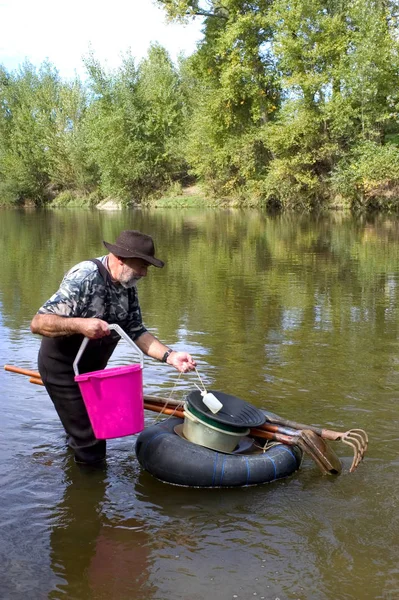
[29,377,44,386]
[4,364,41,379]
[3,363,299,445]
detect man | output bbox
[31,230,196,464]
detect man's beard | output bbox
[120,275,142,289]
[119,265,142,288]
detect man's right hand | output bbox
[30,314,110,339]
[80,318,110,339]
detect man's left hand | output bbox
[167,351,196,373]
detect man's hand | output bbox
[30,314,110,338]
[79,318,110,339]
[134,332,196,372]
[167,351,197,373]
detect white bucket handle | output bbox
[73,323,144,376]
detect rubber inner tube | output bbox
[135,417,303,488]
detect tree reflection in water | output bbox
[48,459,155,600]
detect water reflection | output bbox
[49,460,155,600]
[1,208,399,599]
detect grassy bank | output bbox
[1,183,398,212]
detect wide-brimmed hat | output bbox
[103,230,164,268]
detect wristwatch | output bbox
[161,349,174,363]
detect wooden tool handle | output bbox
[4,364,41,379]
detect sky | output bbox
[0,0,204,79]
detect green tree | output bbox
[158,0,399,208]
[0,61,95,204]
[265,0,399,207]
[84,45,186,202]
[0,62,55,203]
[158,0,280,199]
[45,79,98,194]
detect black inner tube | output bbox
[135,417,302,488]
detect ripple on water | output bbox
[1,212,399,600]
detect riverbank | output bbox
[2,183,399,212]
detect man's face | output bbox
[119,257,149,288]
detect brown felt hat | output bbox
[103,230,164,268]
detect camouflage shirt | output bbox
[38,256,147,341]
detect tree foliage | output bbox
[1,1,399,209]
[84,45,186,201]
[0,45,187,205]
[0,62,95,204]
[159,0,399,209]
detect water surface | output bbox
[0,209,398,599]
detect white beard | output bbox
[120,276,142,289]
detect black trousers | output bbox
[38,353,106,463]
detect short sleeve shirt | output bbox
[38,256,147,341]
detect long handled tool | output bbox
[142,397,366,472]
[5,364,368,474]
[140,396,342,475]
[142,398,343,474]
[262,410,368,473]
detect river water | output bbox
[0,208,398,600]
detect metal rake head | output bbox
[340,429,368,472]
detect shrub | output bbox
[331,142,399,210]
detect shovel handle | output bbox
[4,364,41,379]
[72,323,144,376]
[263,411,354,441]
[263,411,324,436]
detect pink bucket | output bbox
[73,325,145,440]
[75,363,144,439]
